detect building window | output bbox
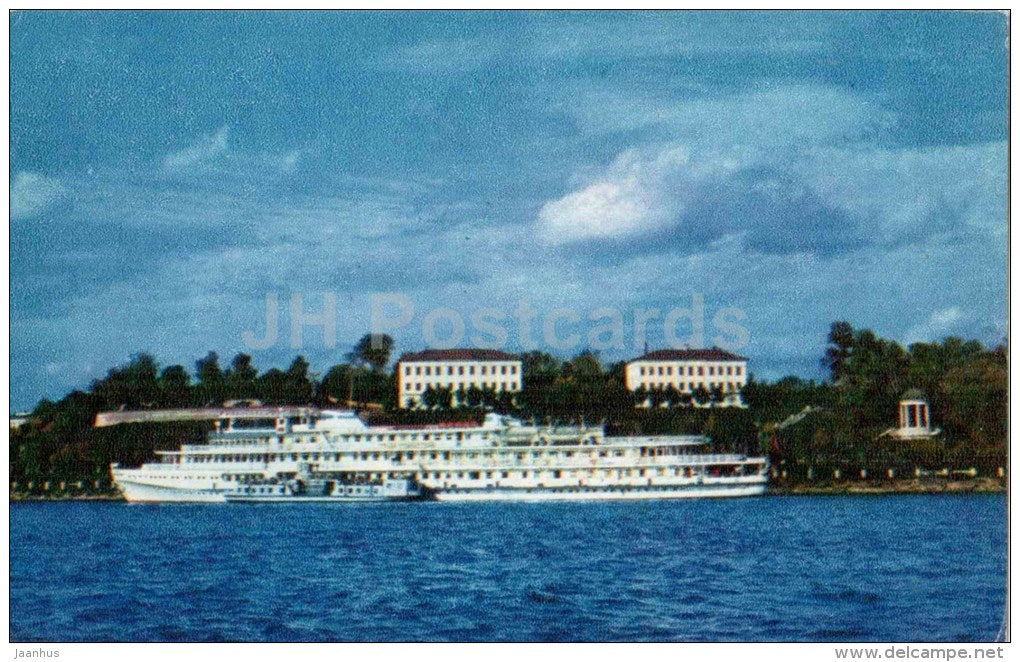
[469,366,475,375]
[458,366,464,375]
[425,366,431,376]
[667,366,673,375]
[405,366,411,376]
[698,367,704,376]
[640,366,645,376]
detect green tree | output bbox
[465,385,483,409]
[318,364,353,405]
[664,384,681,408]
[350,334,394,372]
[823,320,855,382]
[226,353,259,400]
[158,365,191,407]
[195,351,225,405]
[709,385,725,408]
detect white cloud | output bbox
[163,126,230,171]
[905,307,966,344]
[10,172,67,220]
[536,145,744,244]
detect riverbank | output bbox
[770,477,1005,495]
[9,478,1006,502]
[10,492,123,502]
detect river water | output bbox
[10,494,1006,642]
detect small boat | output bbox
[224,473,423,503]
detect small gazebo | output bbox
[881,388,941,440]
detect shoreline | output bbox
[9,478,1005,502]
[770,477,1005,496]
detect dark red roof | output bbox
[398,349,519,363]
[630,348,747,362]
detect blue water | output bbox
[10,495,1006,642]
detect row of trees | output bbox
[416,385,517,412]
[80,333,398,413]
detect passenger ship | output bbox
[104,407,769,503]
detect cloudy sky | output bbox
[10,11,1007,409]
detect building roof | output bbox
[398,349,520,363]
[901,388,927,401]
[629,347,748,362]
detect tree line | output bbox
[9,323,1008,495]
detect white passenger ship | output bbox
[105,407,769,503]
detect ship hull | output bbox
[431,480,768,502]
[115,478,227,503]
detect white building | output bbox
[624,348,748,408]
[9,412,31,431]
[397,349,522,409]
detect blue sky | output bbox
[10,11,1007,409]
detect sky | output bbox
[10,10,1008,410]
